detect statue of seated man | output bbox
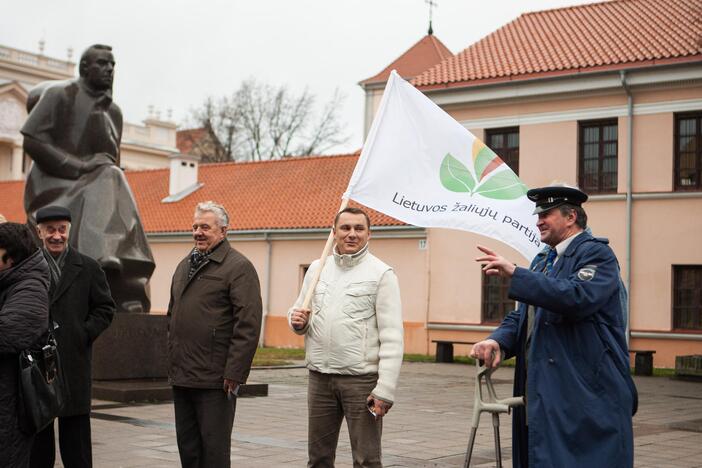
[21,44,154,313]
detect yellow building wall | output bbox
[631,113,674,193]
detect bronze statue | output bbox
[21,44,155,313]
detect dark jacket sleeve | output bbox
[508,242,619,321]
[488,308,522,359]
[83,259,116,343]
[167,275,175,318]
[225,259,262,383]
[0,278,49,353]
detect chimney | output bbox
[162,153,203,203]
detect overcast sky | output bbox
[2,0,599,153]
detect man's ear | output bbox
[568,210,577,225]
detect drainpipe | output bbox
[425,236,432,355]
[260,232,272,347]
[620,70,633,346]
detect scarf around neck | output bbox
[43,246,69,288]
[188,240,224,278]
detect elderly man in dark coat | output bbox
[0,222,50,468]
[472,185,637,468]
[168,201,262,468]
[21,43,154,314]
[29,206,115,468]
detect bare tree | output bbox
[296,89,347,156]
[189,78,348,162]
[189,96,237,163]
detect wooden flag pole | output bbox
[300,198,349,312]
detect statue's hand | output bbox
[81,152,115,173]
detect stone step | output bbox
[92,379,268,403]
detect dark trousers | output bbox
[30,414,92,468]
[307,371,382,468]
[173,386,236,468]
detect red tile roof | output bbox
[414,0,702,89]
[1,154,405,233]
[0,180,27,224]
[360,34,453,86]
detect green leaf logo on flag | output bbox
[439,140,527,200]
[440,153,476,192]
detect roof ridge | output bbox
[522,0,631,17]
[362,34,435,83]
[428,34,452,60]
[124,152,362,175]
[361,33,454,85]
[199,152,361,169]
[124,166,169,174]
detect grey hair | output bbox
[37,221,72,235]
[558,204,587,229]
[195,201,229,228]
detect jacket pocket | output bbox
[311,280,328,313]
[342,281,377,318]
[572,344,608,395]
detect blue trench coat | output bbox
[489,232,638,468]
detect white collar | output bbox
[554,230,583,257]
[333,243,369,268]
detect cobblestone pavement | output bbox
[52,362,702,467]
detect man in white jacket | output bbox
[289,207,404,468]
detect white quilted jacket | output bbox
[288,245,404,403]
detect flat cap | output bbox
[36,205,72,223]
[527,185,588,215]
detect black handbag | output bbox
[17,323,68,434]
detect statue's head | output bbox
[79,44,115,91]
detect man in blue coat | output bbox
[471,185,637,468]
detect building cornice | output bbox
[424,62,702,110]
[147,226,426,243]
[120,141,178,156]
[0,44,74,82]
[459,98,702,130]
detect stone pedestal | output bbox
[91,313,268,402]
[92,313,168,380]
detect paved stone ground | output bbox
[52,362,702,467]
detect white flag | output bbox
[344,70,541,260]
